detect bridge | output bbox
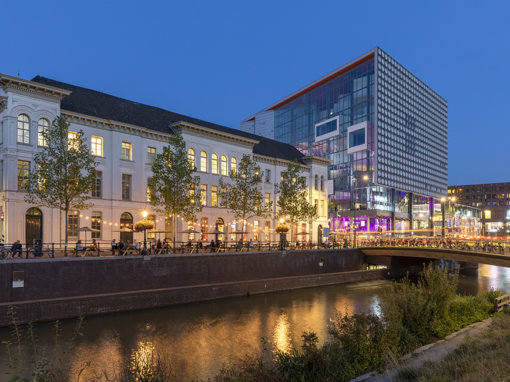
[359,245,510,277]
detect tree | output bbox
[25,116,97,255]
[275,160,317,241]
[219,154,272,243]
[149,133,202,251]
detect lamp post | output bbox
[279,217,286,250]
[141,210,148,256]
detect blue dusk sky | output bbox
[2,0,509,186]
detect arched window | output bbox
[200,150,208,172]
[17,114,30,144]
[37,118,49,147]
[231,157,238,175]
[314,174,318,190]
[188,148,195,169]
[320,175,324,191]
[221,155,228,176]
[211,153,219,174]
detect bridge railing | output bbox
[357,237,508,255]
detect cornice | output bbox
[253,153,311,171]
[61,110,170,141]
[0,74,71,99]
[301,155,332,166]
[173,121,259,146]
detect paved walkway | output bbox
[353,318,494,382]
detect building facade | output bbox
[0,74,329,246]
[241,47,448,236]
[448,182,510,236]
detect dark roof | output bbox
[31,76,305,163]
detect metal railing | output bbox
[357,237,508,255]
[0,239,353,259]
[1,237,506,259]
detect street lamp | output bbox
[141,210,148,256]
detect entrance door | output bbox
[120,212,134,243]
[26,208,43,246]
[317,224,323,244]
[215,218,225,241]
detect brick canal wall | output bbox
[0,249,385,326]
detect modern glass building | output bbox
[241,47,448,235]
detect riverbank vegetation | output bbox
[215,264,506,382]
[396,315,510,382]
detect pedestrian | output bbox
[11,240,22,258]
[111,239,117,256]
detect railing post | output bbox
[51,243,55,258]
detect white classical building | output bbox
[0,73,329,246]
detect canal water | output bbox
[1,264,509,381]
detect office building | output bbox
[449,182,510,236]
[242,47,448,235]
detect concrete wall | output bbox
[0,249,382,326]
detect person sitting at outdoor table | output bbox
[248,239,254,248]
[91,239,98,251]
[11,240,22,258]
[156,239,162,249]
[198,241,203,249]
[186,240,192,248]
[210,239,216,252]
[75,240,84,255]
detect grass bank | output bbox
[396,315,510,382]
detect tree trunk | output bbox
[64,207,68,257]
[172,213,176,254]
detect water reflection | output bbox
[1,266,509,381]
[273,311,292,353]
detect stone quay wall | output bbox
[0,249,384,326]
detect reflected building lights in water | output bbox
[273,311,292,354]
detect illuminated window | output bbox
[17,114,30,144]
[188,148,195,169]
[17,160,30,190]
[189,184,195,204]
[221,155,228,176]
[91,136,103,157]
[265,193,270,207]
[146,177,153,201]
[211,185,218,207]
[201,217,208,241]
[200,151,208,172]
[231,157,237,175]
[200,184,207,206]
[37,118,49,146]
[211,153,219,174]
[68,131,80,151]
[91,211,102,239]
[121,141,132,160]
[147,147,156,164]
